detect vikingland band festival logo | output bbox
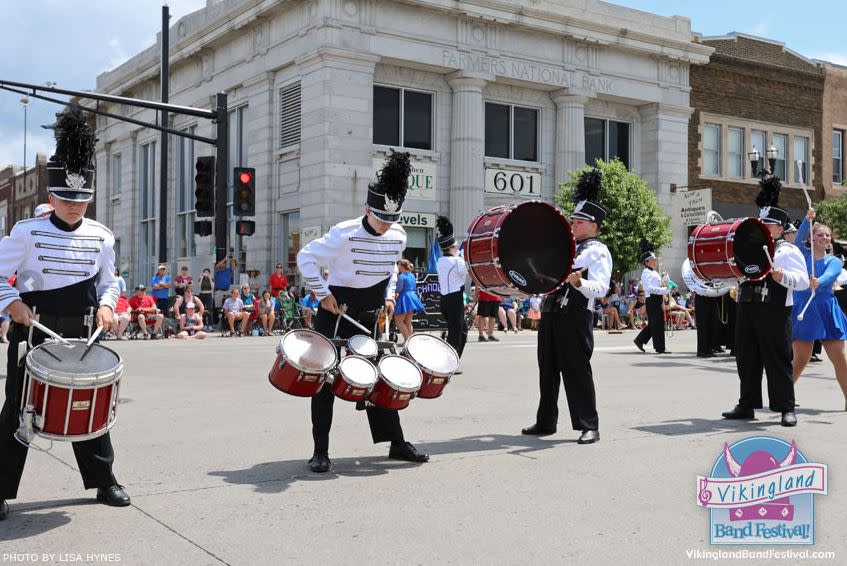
[696,437,828,545]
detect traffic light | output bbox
[236,220,256,237]
[233,167,255,217]
[194,220,212,237]
[194,156,215,218]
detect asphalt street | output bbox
[0,328,844,565]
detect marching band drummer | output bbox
[681,258,729,358]
[436,216,468,363]
[0,109,128,522]
[721,175,808,427]
[522,168,611,444]
[296,150,429,473]
[633,239,671,354]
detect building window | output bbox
[279,211,300,281]
[279,82,301,148]
[751,130,766,174]
[139,141,157,282]
[772,134,787,181]
[228,106,248,254]
[111,154,121,196]
[728,128,744,178]
[486,103,539,162]
[177,127,196,258]
[584,117,629,169]
[794,136,809,184]
[703,124,721,176]
[373,86,433,150]
[833,130,843,184]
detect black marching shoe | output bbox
[697,352,717,358]
[655,350,672,354]
[487,335,500,342]
[810,355,823,363]
[712,347,726,354]
[0,499,8,520]
[389,441,429,462]
[722,406,755,420]
[309,453,332,473]
[96,485,131,507]
[781,412,797,427]
[577,430,600,444]
[633,339,645,352]
[521,423,557,436]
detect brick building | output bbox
[688,33,826,224]
[11,153,50,224]
[821,62,847,199]
[0,165,20,236]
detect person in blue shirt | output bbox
[150,265,172,314]
[791,208,847,409]
[214,255,236,314]
[394,259,425,340]
[300,290,320,329]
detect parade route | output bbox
[0,329,843,565]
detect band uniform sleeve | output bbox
[96,233,120,311]
[577,246,611,299]
[774,244,809,291]
[296,227,341,300]
[0,224,27,312]
[642,269,669,296]
[385,259,400,302]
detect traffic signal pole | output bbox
[214,92,229,265]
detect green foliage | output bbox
[555,159,672,276]
[814,194,847,239]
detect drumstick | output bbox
[29,319,72,347]
[342,312,372,335]
[86,326,103,348]
[762,245,775,268]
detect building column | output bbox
[553,92,589,184]
[447,73,488,237]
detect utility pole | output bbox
[19,96,27,222]
[158,3,170,264]
[214,92,228,265]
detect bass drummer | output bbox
[296,150,429,473]
[522,168,611,444]
[0,109,128,521]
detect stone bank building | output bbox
[94,0,710,287]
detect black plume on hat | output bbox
[43,107,96,176]
[755,176,782,208]
[639,237,657,263]
[571,167,607,224]
[367,149,411,221]
[436,215,456,251]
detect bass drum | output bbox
[465,201,574,297]
[688,218,774,282]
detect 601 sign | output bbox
[484,169,542,196]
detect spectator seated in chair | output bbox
[128,285,164,339]
[223,288,250,336]
[300,290,320,329]
[258,290,278,336]
[173,286,205,320]
[174,302,207,339]
[113,294,132,340]
[601,288,626,330]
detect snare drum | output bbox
[688,218,774,282]
[347,334,378,359]
[402,334,459,399]
[465,201,575,297]
[268,330,337,397]
[368,355,422,411]
[330,356,378,402]
[17,340,123,443]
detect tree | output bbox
[813,194,847,239]
[554,159,672,276]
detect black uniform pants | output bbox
[535,309,598,431]
[734,303,795,412]
[440,290,467,358]
[0,322,116,500]
[695,294,720,354]
[720,294,736,352]
[311,307,404,455]
[635,295,666,352]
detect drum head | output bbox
[498,202,574,294]
[405,334,459,376]
[338,356,378,387]
[280,330,337,372]
[28,341,121,384]
[378,355,422,392]
[733,219,771,279]
[347,334,378,358]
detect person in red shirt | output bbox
[268,263,289,298]
[477,288,501,342]
[113,294,132,340]
[128,285,164,339]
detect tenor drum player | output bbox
[296,151,429,473]
[522,168,611,444]
[722,175,808,426]
[0,109,128,521]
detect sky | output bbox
[0,0,845,169]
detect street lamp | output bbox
[748,145,779,179]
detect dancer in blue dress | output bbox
[394,259,425,341]
[791,207,847,409]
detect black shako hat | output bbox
[436,216,456,251]
[43,107,96,202]
[756,175,790,228]
[639,237,657,263]
[367,150,411,222]
[571,167,607,224]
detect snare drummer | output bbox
[522,168,610,444]
[296,150,429,473]
[0,109,129,521]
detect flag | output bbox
[427,240,442,273]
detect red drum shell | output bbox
[402,334,459,399]
[465,201,575,297]
[368,355,422,411]
[688,218,774,282]
[29,381,117,438]
[330,356,378,402]
[268,354,328,397]
[268,330,337,397]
